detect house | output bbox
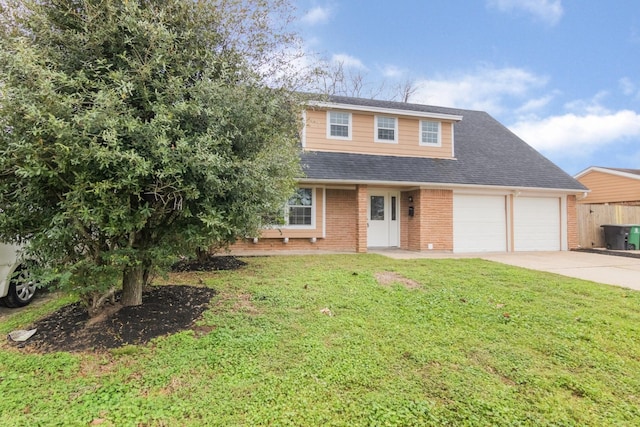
[232,95,587,253]
[574,167,640,205]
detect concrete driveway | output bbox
[480,251,640,291]
[373,249,640,291]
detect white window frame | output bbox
[420,120,441,147]
[326,111,352,140]
[374,115,398,143]
[284,187,316,229]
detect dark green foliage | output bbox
[0,0,303,308]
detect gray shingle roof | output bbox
[301,96,587,191]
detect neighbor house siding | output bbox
[304,109,454,159]
[577,171,640,204]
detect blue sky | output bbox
[293,0,640,176]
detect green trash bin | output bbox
[627,226,640,250]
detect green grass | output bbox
[1,254,640,426]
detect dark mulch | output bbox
[171,255,247,272]
[16,285,217,353]
[573,248,640,259]
[9,255,247,353]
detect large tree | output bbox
[0,0,304,311]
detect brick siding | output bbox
[567,195,579,250]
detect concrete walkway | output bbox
[371,249,640,291]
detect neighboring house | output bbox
[232,95,587,253]
[574,167,640,205]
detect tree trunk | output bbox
[121,264,144,306]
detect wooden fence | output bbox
[577,204,640,248]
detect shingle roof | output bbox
[301,95,587,191]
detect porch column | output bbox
[355,184,368,253]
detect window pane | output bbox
[421,120,439,144]
[330,124,348,137]
[286,188,313,226]
[288,188,312,206]
[330,112,350,137]
[288,207,312,225]
[378,117,395,128]
[377,117,396,141]
[378,128,395,140]
[370,196,384,220]
[391,196,396,221]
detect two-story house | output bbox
[232,95,587,253]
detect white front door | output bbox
[368,190,399,247]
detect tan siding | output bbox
[304,109,454,158]
[578,171,640,204]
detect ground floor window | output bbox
[286,188,314,227]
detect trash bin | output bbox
[601,224,630,250]
[627,225,640,250]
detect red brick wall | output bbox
[401,190,420,250]
[355,185,368,253]
[567,194,579,250]
[400,189,453,251]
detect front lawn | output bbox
[1,254,639,426]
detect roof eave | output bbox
[306,101,464,122]
[298,177,587,195]
[575,166,640,181]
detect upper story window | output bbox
[375,116,397,143]
[285,188,314,227]
[420,120,441,146]
[327,111,351,140]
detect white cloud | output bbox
[620,77,636,95]
[516,92,557,114]
[412,66,548,113]
[487,0,564,25]
[301,6,331,25]
[331,53,367,70]
[509,110,640,153]
[381,65,406,79]
[619,77,640,99]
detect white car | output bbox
[0,244,37,307]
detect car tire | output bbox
[1,266,37,308]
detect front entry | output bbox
[367,190,400,247]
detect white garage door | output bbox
[454,195,507,253]
[514,197,560,251]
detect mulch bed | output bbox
[16,285,217,353]
[10,255,246,354]
[573,248,640,259]
[171,255,247,272]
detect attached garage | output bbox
[513,197,561,251]
[454,194,563,253]
[454,194,507,253]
